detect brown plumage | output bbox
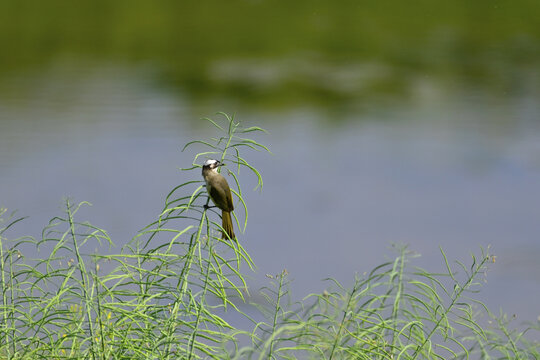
[202,159,235,239]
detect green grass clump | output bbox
[1,113,538,359]
[246,248,539,359]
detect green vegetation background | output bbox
[1,1,539,106]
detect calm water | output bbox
[1,61,539,330]
[1,1,540,339]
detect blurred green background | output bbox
[1,0,539,109]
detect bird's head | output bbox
[203,159,223,172]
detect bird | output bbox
[201,159,235,239]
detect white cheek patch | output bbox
[204,159,218,167]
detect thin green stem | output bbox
[411,252,490,359]
[0,234,9,356]
[267,271,287,359]
[66,199,96,360]
[328,280,360,360]
[94,270,106,360]
[390,247,406,355]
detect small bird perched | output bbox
[201,159,235,239]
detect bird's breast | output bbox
[205,183,214,201]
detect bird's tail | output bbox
[222,211,235,239]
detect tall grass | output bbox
[0,114,538,359]
[245,247,539,359]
